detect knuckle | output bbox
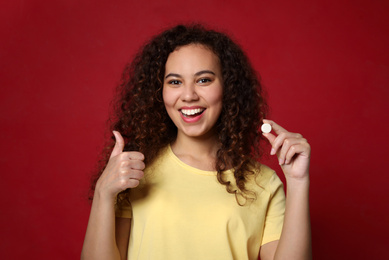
[273,139,281,148]
[119,153,129,160]
[118,179,128,189]
[120,168,129,175]
[120,160,130,167]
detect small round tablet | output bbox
[261,123,272,133]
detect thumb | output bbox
[262,132,276,145]
[262,132,277,155]
[110,131,125,158]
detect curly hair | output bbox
[90,24,268,205]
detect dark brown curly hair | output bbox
[90,24,268,205]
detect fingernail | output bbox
[279,158,283,165]
[270,148,276,155]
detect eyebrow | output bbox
[165,70,216,79]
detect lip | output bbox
[179,106,206,123]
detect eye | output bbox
[168,80,182,85]
[197,78,212,84]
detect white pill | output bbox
[261,123,272,133]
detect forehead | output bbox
[165,44,221,72]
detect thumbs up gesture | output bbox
[95,131,145,200]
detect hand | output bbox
[95,131,145,200]
[262,120,311,181]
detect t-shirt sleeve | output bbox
[115,198,132,218]
[261,172,285,245]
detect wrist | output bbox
[285,175,310,192]
[93,187,117,206]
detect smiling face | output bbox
[163,44,223,140]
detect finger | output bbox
[263,119,287,135]
[262,132,276,144]
[120,151,145,161]
[118,178,140,191]
[127,179,140,188]
[272,132,301,156]
[128,169,145,180]
[119,167,145,180]
[278,138,303,165]
[284,143,310,165]
[262,132,277,155]
[120,160,146,172]
[111,131,125,159]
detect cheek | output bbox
[208,88,223,108]
[214,88,224,116]
[162,87,178,112]
[162,87,171,107]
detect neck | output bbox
[171,132,220,171]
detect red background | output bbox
[1,0,388,259]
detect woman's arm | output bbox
[81,194,121,260]
[81,131,144,260]
[260,120,312,260]
[116,217,131,260]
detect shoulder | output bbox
[246,162,284,196]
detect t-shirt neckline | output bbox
[167,144,220,176]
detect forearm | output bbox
[81,193,121,260]
[274,178,312,260]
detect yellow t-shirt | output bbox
[116,145,285,260]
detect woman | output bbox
[82,24,311,260]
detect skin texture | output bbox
[163,44,223,141]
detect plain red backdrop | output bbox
[1,0,388,259]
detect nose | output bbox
[180,83,199,102]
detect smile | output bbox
[180,108,205,117]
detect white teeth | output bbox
[181,108,203,116]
